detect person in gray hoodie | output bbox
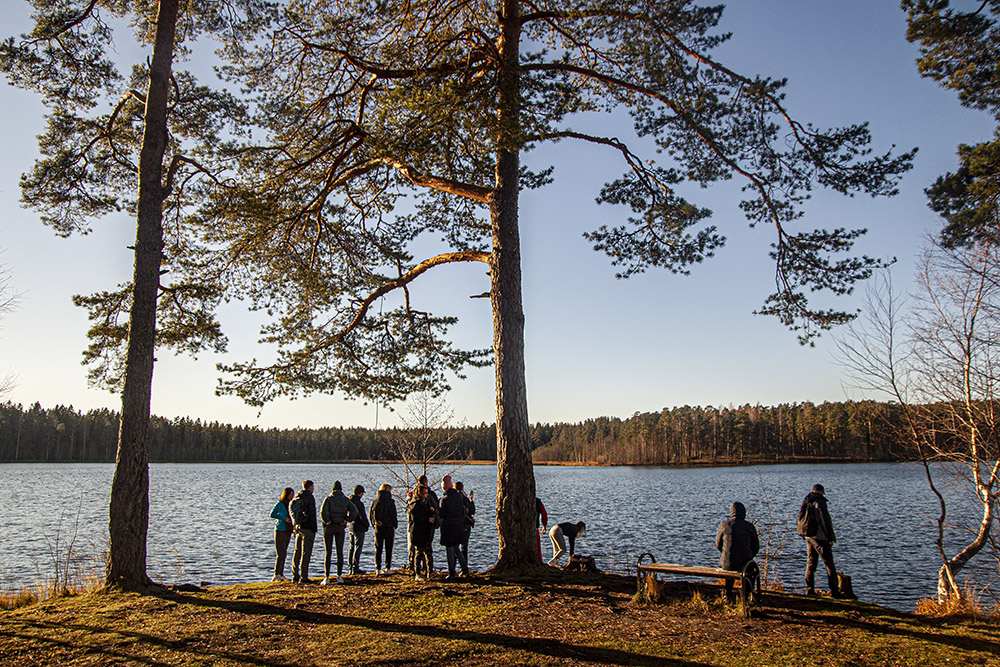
[796,483,839,597]
[320,480,358,584]
[715,501,760,600]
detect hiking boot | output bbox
[336,575,344,584]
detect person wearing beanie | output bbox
[716,501,760,601]
[348,484,370,575]
[320,480,358,584]
[440,477,471,578]
[369,483,398,574]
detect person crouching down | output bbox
[715,501,760,601]
[548,521,586,567]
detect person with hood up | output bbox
[715,501,760,600]
[796,483,840,597]
[320,480,358,585]
[439,475,471,578]
[369,483,398,574]
[290,480,318,584]
[348,485,370,575]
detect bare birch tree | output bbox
[837,242,1000,601]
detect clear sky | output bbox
[0,1,994,430]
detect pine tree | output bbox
[206,0,913,569]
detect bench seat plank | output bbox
[637,563,741,579]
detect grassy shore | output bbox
[1,570,997,666]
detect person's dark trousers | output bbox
[460,526,471,563]
[445,544,470,577]
[804,537,838,595]
[413,542,432,578]
[349,530,366,573]
[375,527,394,571]
[274,530,292,578]
[291,529,316,582]
[324,525,347,579]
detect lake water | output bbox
[0,462,994,611]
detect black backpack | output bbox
[291,495,309,525]
[797,500,819,537]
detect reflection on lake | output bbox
[0,462,992,611]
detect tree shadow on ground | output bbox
[150,588,718,667]
[0,616,299,667]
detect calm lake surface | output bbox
[0,462,993,611]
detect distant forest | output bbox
[0,399,907,465]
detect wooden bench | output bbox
[636,553,761,618]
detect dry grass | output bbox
[2,570,1000,666]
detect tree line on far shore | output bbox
[0,399,907,465]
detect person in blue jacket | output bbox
[270,487,294,582]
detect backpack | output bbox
[796,500,819,537]
[291,495,308,526]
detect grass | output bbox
[1,570,999,666]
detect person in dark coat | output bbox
[320,480,358,585]
[291,480,318,584]
[797,483,840,597]
[369,483,398,574]
[408,484,437,580]
[348,485,370,575]
[715,501,760,599]
[439,476,471,578]
[455,481,475,563]
[535,497,548,563]
[408,474,440,572]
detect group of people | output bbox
[269,474,477,584]
[270,476,843,598]
[717,483,844,598]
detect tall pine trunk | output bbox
[491,0,537,571]
[106,0,178,590]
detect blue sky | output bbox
[0,1,994,430]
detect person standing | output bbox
[439,476,471,578]
[408,484,438,580]
[455,481,475,564]
[270,487,294,582]
[408,474,440,572]
[715,501,760,600]
[320,480,358,585]
[291,480,317,584]
[348,485,370,575]
[548,521,586,567]
[797,483,840,597]
[535,497,548,563]
[369,483,398,574]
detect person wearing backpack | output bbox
[796,483,840,597]
[320,480,358,584]
[348,485,370,575]
[290,480,318,584]
[369,483,398,574]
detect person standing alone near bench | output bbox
[797,483,840,597]
[715,501,759,601]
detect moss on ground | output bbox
[0,570,998,666]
